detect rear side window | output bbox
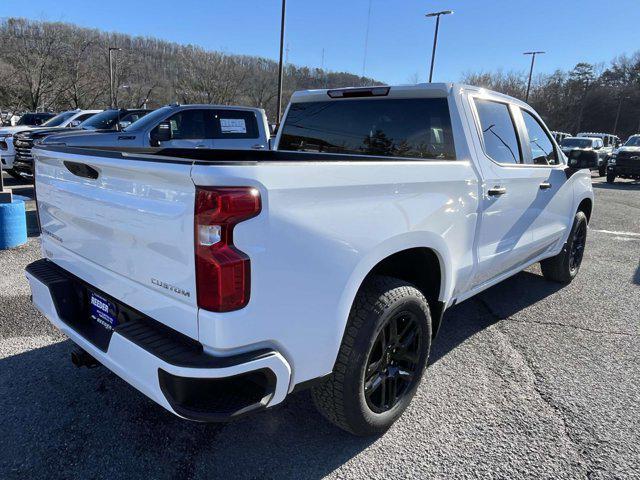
[167,110,213,139]
[213,110,259,139]
[278,98,456,160]
[521,109,558,165]
[474,99,521,164]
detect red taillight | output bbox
[194,187,261,312]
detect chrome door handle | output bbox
[251,144,266,150]
[487,186,507,196]
[539,182,552,190]
[195,144,206,149]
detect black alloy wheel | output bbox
[364,311,422,413]
[569,220,587,273]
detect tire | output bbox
[312,276,432,436]
[606,172,616,183]
[598,165,606,177]
[540,210,588,283]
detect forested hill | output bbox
[0,17,380,120]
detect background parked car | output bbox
[42,104,270,151]
[560,136,609,176]
[0,112,57,172]
[11,108,151,179]
[551,131,572,144]
[2,109,101,179]
[606,134,640,183]
[576,132,620,174]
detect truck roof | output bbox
[289,82,531,109]
[162,104,265,113]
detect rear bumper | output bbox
[25,259,292,422]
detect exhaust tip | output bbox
[71,347,100,369]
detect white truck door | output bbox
[518,107,574,253]
[211,109,267,150]
[467,95,544,287]
[157,109,214,149]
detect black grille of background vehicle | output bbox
[13,135,35,172]
[616,151,640,167]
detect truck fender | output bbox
[333,231,454,348]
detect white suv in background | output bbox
[0,109,100,178]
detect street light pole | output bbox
[425,10,453,83]
[613,93,629,135]
[109,47,121,109]
[524,51,545,103]
[276,0,287,125]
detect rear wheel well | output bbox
[366,248,443,337]
[578,198,592,223]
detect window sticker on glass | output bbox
[220,118,247,134]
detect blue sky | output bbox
[1,0,638,84]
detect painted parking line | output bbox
[591,229,640,237]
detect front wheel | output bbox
[312,276,432,436]
[606,172,616,183]
[540,210,588,283]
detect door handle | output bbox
[487,186,507,197]
[195,144,207,149]
[539,182,552,190]
[251,144,266,150]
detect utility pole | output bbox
[613,92,629,135]
[362,0,372,78]
[425,10,453,83]
[524,51,545,103]
[108,47,122,109]
[276,0,286,125]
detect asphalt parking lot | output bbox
[1,172,638,480]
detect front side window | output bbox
[521,110,558,165]
[165,110,212,140]
[474,99,521,164]
[279,98,456,160]
[625,136,640,147]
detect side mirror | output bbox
[69,120,82,128]
[568,149,598,169]
[118,120,132,130]
[150,121,171,146]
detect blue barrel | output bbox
[0,199,27,249]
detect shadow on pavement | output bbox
[430,270,565,365]
[0,269,565,479]
[592,181,640,191]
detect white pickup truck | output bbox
[26,84,596,436]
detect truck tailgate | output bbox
[34,147,199,339]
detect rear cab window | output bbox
[212,110,259,139]
[278,98,456,160]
